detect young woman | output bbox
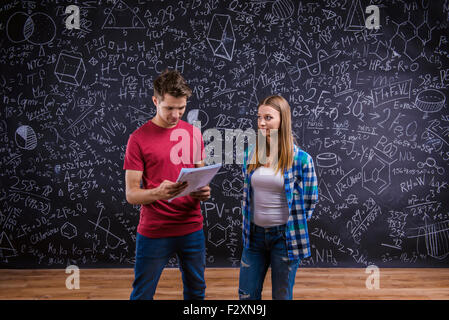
[238,95,319,300]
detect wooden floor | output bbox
[0,268,448,300]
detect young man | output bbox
[123,70,211,300]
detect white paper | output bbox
[167,163,222,202]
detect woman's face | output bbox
[257,104,281,138]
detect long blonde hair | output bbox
[247,95,296,175]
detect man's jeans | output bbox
[130,229,206,300]
[239,223,300,300]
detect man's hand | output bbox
[157,180,189,200]
[189,185,211,201]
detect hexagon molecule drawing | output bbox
[61,222,77,240]
[389,12,434,61]
[362,150,395,195]
[208,223,227,247]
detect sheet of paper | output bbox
[167,163,222,202]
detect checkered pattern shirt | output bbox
[241,144,319,261]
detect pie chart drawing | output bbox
[15,125,37,150]
[187,109,209,128]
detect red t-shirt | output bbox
[123,119,205,238]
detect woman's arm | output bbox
[302,155,319,220]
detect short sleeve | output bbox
[123,134,144,171]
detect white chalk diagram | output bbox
[6,11,56,45]
[15,125,37,150]
[322,9,337,21]
[126,106,151,127]
[207,14,236,61]
[208,223,227,247]
[417,157,445,175]
[420,119,448,154]
[316,153,337,203]
[102,0,145,29]
[344,0,366,32]
[362,150,396,195]
[408,220,449,260]
[54,51,86,87]
[415,89,446,119]
[60,222,77,239]
[316,152,338,168]
[294,35,312,58]
[271,0,294,20]
[288,49,340,83]
[318,178,335,204]
[88,205,126,250]
[389,11,434,62]
[187,109,209,128]
[372,40,389,61]
[0,232,17,259]
[222,177,243,194]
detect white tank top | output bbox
[250,166,289,227]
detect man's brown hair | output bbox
[153,69,192,100]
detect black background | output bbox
[1,0,448,268]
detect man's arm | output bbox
[125,170,188,205]
[125,170,160,205]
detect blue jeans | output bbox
[130,229,206,300]
[239,223,300,300]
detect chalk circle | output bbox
[6,12,56,45]
[27,13,56,45]
[272,0,294,20]
[6,12,29,43]
[187,109,209,128]
[15,125,37,150]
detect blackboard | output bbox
[0,0,448,268]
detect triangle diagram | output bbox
[322,9,337,20]
[102,0,145,29]
[318,179,335,203]
[39,45,45,57]
[214,42,231,60]
[0,232,16,257]
[294,35,312,57]
[344,0,366,31]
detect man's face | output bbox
[152,94,187,128]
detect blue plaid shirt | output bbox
[241,144,319,261]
